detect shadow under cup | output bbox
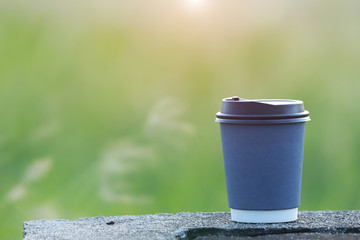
[216,97,310,223]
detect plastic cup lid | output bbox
[216,96,310,120]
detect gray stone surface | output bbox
[23,211,360,240]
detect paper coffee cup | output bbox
[216,97,310,223]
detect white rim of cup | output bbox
[230,208,298,223]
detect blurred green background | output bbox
[1,0,360,239]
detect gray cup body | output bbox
[220,122,305,210]
[216,97,310,211]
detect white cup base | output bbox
[230,208,298,223]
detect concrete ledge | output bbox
[23,211,360,239]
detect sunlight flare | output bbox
[185,0,206,11]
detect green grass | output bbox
[1,2,360,239]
